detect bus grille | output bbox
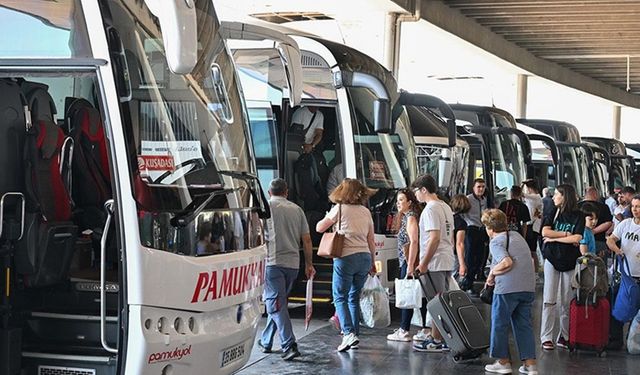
[38,366,95,375]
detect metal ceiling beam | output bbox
[446,0,638,6]
[394,0,640,107]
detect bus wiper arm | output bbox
[218,170,271,219]
[218,170,258,180]
[170,188,241,227]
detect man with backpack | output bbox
[499,185,531,238]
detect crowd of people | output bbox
[258,173,640,373]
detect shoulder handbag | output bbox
[542,210,580,272]
[480,231,510,304]
[317,204,344,259]
[612,255,640,323]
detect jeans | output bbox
[540,260,575,342]
[333,252,372,335]
[491,292,537,360]
[260,266,299,351]
[398,262,427,331]
[525,224,539,253]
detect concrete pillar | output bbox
[382,12,398,73]
[516,74,528,119]
[613,105,621,140]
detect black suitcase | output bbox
[419,272,490,362]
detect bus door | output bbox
[527,134,559,190]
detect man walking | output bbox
[412,174,456,352]
[258,178,316,360]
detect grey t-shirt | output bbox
[490,231,535,294]
[464,194,487,227]
[266,196,309,269]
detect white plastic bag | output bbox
[628,310,640,354]
[395,278,422,309]
[305,276,314,331]
[360,275,391,328]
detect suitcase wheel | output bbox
[453,355,462,363]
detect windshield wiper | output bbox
[218,170,271,219]
[170,188,241,227]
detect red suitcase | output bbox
[569,297,609,355]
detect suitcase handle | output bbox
[413,270,438,301]
[437,314,453,339]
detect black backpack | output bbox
[294,153,325,211]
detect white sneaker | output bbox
[412,328,431,342]
[485,360,513,374]
[519,365,538,375]
[387,328,411,342]
[337,333,359,352]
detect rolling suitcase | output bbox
[418,272,490,362]
[568,297,609,355]
[568,254,610,355]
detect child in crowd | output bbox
[579,203,598,255]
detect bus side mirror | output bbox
[374,99,391,133]
[438,159,453,188]
[145,0,198,74]
[446,119,456,148]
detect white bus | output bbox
[403,93,469,200]
[0,1,267,374]
[227,26,416,297]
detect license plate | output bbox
[220,342,245,368]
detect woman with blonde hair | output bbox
[317,178,377,352]
[482,209,538,375]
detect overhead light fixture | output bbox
[250,12,333,24]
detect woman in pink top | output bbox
[317,178,377,352]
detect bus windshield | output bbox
[232,48,288,105]
[104,0,263,255]
[489,133,527,204]
[349,87,413,189]
[416,145,469,197]
[104,0,253,205]
[615,156,634,187]
[558,144,589,196]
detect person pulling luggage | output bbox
[410,174,455,353]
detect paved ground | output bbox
[238,288,640,375]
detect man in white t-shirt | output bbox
[606,194,640,350]
[606,188,621,216]
[411,174,455,353]
[290,106,324,153]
